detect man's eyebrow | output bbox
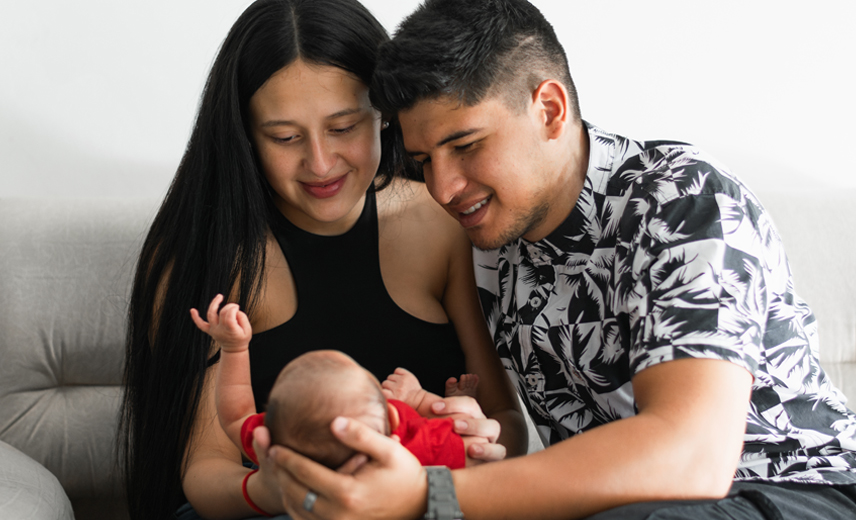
[436,129,479,147]
[260,108,364,128]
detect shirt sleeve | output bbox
[624,186,769,377]
[240,413,266,465]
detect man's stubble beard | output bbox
[470,200,550,252]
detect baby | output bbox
[191,294,479,470]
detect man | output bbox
[260,0,856,518]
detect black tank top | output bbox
[249,190,466,411]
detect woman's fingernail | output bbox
[433,401,446,412]
[471,444,483,455]
[455,420,468,431]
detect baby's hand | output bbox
[445,373,479,398]
[382,367,426,405]
[190,294,252,353]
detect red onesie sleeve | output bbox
[240,413,266,465]
[388,399,465,469]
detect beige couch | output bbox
[1,190,854,520]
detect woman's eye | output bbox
[332,125,356,135]
[274,135,297,143]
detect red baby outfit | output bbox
[240,399,464,469]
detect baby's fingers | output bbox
[189,308,209,333]
[206,294,225,325]
[235,306,253,335]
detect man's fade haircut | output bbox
[371,0,580,118]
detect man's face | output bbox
[399,95,556,250]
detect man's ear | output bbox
[387,401,400,432]
[531,79,569,140]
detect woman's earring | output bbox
[382,121,390,130]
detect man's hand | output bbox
[265,417,429,520]
[250,425,289,515]
[431,396,506,463]
[190,293,252,353]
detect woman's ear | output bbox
[531,79,569,140]
[387,401,400,432]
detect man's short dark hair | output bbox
[371,0,580,117]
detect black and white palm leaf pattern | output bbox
[475,123,856,484]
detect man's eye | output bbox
[455,142,475,152]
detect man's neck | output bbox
[522,121,590,243]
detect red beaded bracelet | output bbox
[242,469,274,518]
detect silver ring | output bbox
[303,490,318,512]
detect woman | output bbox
[118,0,526,519]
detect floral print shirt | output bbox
[474,123,856,484]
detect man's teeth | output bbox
[462,198,488,215]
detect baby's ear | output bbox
[387,401,400,432]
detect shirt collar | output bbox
[519,122,619,266]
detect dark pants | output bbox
[586,481,856,520]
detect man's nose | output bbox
[424,157,468,207]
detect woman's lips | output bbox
[301,175,347,199]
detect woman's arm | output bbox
[182,363,286,519]
[441,223,528,457]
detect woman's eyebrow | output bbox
[326,107,363,120]
[260,108,364,128]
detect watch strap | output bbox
[424,466,464,520]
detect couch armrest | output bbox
[0,439,74,520]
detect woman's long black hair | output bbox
[118,1,411,518]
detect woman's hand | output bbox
[431,396,506,463]
[265,417,428,520]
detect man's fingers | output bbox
[252,424,271,454]
[337,453,369,475]
[329,416,403,465]
[468,439,506,462]
[454,416,501,443]
[270,444,351,509]
[431,395,486,419]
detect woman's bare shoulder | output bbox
[375,178,471,290]
[376,178,462,236]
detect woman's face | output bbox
[249,60,382,235]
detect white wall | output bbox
[2,0,853,199]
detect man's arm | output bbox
[268,357,752,520]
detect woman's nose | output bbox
[305,137,337,177]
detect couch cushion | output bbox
[0,199,156,504]
[0,439,74,520]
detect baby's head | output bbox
[264,351,391,469]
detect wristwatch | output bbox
[423,466,464,520]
